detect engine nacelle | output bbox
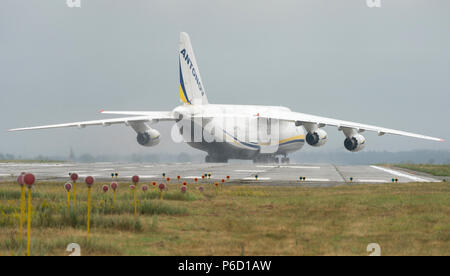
[306,129,328,147]
[136,128,160,147]
[344,134,366,152]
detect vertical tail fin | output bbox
[179,32,208,105]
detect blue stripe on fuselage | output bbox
[179,60,191,104]
[279,139,305,146]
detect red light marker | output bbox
[111,182,118,191]
[85,176,94,188]
[65,182,72,192]
[71,173,79,182]
[23,173,35,188]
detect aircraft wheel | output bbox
[281,157,290,164]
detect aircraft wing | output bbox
[100,110,175,121]
[261,111,444,142]
[194,110,444,142]
[8,112,176,132]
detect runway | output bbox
[0,162,440,186]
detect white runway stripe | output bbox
[355,179,388,183]
[0,164,71,167]
[242,177,271,180]
[302,178,330,182]
[235,170,266,173]
[123,175,157,179]
[77,174,101,177]
[257,166,320,169]
[370,166,437,182]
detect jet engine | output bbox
[306,129,328,147]
[344,134,366,152]
[136,128,160,147]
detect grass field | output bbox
[389,164,450,177]
[0,180,449,256]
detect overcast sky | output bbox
[1,0,449,158]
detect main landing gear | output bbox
[280,157,290,164]
[253,156,289,164]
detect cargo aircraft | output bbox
[9,33,445,163]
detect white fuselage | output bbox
[173,104,305,160]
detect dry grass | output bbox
[0,180,449,256]
[389,164,450,177]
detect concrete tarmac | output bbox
[0,162,440,187]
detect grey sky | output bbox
[1,0,449,158]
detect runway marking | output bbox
[0,164,70,167]
[303,178,330,182]
[257,165,320,169]
[0,163,74,167]
[59,171,87,174]
[184,176,203,179]
[123,175,157,179]
[37,164,75,167]
[77,174,101,177]
[98,168,115,171]
[235,170,266,173]
[355,179,388,183]
[180,177,224,181]
[242,177,271,180]
[370,166,436,182]
[0,174,10,176]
